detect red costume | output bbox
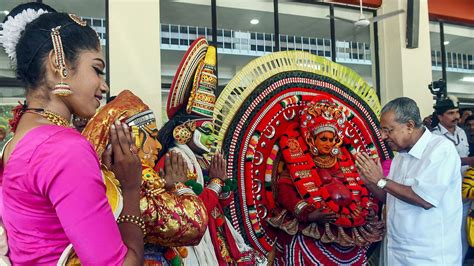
[268,98,382,265]
[209,51,392,265]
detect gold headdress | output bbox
[82,90,151,158]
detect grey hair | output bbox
[381,97,423,128]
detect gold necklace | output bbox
[26,110,70,127]
[313,154,337,168]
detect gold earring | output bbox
[173,124,193,144]
[51,26,72,96]
[53,66,72,96]
[310,145,319,156]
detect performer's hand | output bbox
[355,152,384,185]
[105,121,142,191]
[307,209,337,224]
[209,153,227,181]
[161,151,188,190]
[365,208,377,222]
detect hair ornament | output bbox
[173,120,196,145]
[68,14,87,26]
[0,8,49,63]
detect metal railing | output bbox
[432,50,474,73]
[160,23,372,65]
[74,18,474,73]
[82,16,107,46]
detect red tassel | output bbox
[164,248,177,260]
[9,101,26,133]
[216,216,225,227]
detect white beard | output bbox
[193,129,210,153]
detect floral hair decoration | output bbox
[0,8,49,63]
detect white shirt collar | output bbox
[408,127,431,159]
[436,123,462,136]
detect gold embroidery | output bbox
[303,182,318,192]
[295,170,311,178]
[287,138,303,157]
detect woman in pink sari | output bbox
[0,3,143,265]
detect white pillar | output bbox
[108,0,162,125]
[378,0,433,117]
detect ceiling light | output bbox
[250,19,259,25]
[461,77,474,82]
[444,41,450,45]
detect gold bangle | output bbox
[209,178,224,186]
[117,214,146,236]
[170,182,186,192]
[294,201,309,217]
[170,182,195,195]
[176,187,195,196]
[207,178,224,194]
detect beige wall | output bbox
[378,0,434,117]
[108,0,162,125]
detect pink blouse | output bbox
[1,125,127,265]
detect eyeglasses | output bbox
[380,122,408,135]
[380,127,395,135]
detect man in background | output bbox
[432,97,473,261]
[460,108,473,131]
[465,115,474,156]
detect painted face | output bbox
[192,121,216,153]
[136,121,161,167]
[437,108,460,130]
[65,50,109,118]
[313,131,336,155]
[379,111,412,152]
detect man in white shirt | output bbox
[432,97,474,260]
[355,97,462,265]
[432,97,472,168]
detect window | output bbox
[430,21,474,105]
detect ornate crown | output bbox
[300,97,347,142]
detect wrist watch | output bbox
[376,178,388,189]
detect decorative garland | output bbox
[221,73,388,250]
[212,52,389,254]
